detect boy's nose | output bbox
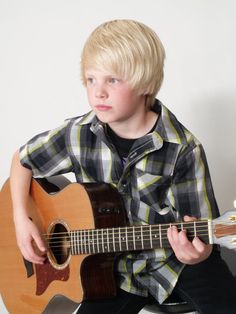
[95,84,108,98]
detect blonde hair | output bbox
[81,19,165,109]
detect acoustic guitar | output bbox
[0,176,236,314]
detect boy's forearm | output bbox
[10,150,33,220]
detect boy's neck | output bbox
[107,110,158,139]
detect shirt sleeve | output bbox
[169,143,219,220]
[19,120,73,178]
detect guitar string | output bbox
[43,225,211,242]
[47,232,212,255]
[47,234,210,250]
[45,224,210,239]
[44,229,213,251]
[43,231,234,249]
[42,221,234,242]
[46,234,210,254]
[44,229,208,243]
[42,219,209,236]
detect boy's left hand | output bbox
[167,215,213,264]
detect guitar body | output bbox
[0,176,127,314]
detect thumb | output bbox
[33,232,47,253]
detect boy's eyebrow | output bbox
[85,72,120,79]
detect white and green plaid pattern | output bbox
[20,100,219,303]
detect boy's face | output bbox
[85,68,146,126]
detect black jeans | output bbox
[77,250,236,314]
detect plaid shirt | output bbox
[20,100,219,303]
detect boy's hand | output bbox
[14,215,47,264]
[167,215,213,264]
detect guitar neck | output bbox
[70,220,211,255]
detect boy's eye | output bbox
[109,78,119,84]
[87,77,95,84]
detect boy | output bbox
[10,19,236,313]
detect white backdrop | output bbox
[0,1,236,313]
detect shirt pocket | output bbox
[135,170,171,202]
[133,169,177,224]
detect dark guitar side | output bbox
[76,182,128,300]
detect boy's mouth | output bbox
[95,105,112,111]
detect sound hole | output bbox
[48,222,70,267]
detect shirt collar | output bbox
[153,99,188,146]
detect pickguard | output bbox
[35,260,70,295]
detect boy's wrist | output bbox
[13,208,30,223]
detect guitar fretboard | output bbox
[70,221,211,255]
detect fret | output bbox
[87,230,91,254]
[79,231,81,253]
[140,226,144,249]
[159,224,162,248]
[96,229,99,253]
[76,231,80,254]
[85,229,89,254]
[76,230,80,254]
[79,230,82,254]
[208,220,213,244]
[149,225,153,249]
[74,231,78,254]
[194,221,197,237]
[125,228,129,251]
[78,230,84,254]
[181,222,184,231]
[83,230,86,254]
[101,229,104,253]
[77,230,81,254]
[132,226,135,250]
[88,230,93,254]
[106,228,110,252]
[99,229,104,253]
[112,228,116,252]
[92,229,95,254]
[118,228,122,251]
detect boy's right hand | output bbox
[14,215,47,264]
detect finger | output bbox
[167,225,179,246]
[192,237,208,253]
[183,215,197,222]
[168,227,200,262]
[21,235,46,264]
[19,241,45,264]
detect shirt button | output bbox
[119,180,128,193]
